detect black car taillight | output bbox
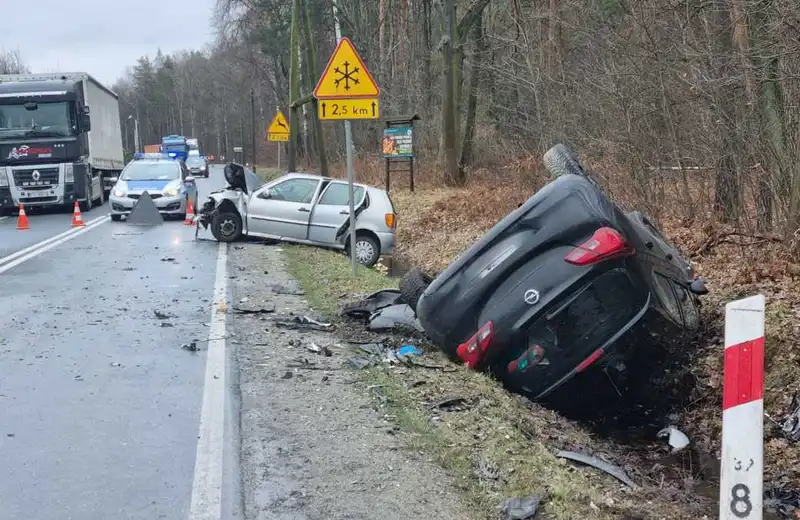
[565,227,634,266]
[456,321,494,367]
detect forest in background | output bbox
[5,0,800,240]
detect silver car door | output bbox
[307,181,366,245]
[246,177,320,239]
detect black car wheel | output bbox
[111,214,123,222]
[211,210,243,242]
[543,144,588,178]
[399,267,434,312]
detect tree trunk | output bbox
[460,13,485,169]
[288,0,302,171]
[301,0,329,175]
[441,0,460,185]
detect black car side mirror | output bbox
[81,113,91,132]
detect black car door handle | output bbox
[339,210,349,215]
[298,207,310,212]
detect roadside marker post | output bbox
[719,294,766,520]
[313,25,381,276]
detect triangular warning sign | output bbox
[267,111,290,134]
[126,191,164,226]
[314,37,380,99]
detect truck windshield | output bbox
[0,101,75,138]
[121,162,181,181]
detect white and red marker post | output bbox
[719,294,766,520]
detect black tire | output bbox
[79,175,94,212]
[543,143,588,179]
[178,213,186,222]
[350,234,380,267]
[111,214,122,222]
[399,267,434,312]
[211,210,243,242]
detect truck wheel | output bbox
[399,267,434,312]
[211,211,243,242]
[79,177,94,212]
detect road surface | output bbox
[0,165,242,520]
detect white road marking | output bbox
[189,242,228,520]
[0,216,7,222]
[0,216,110,274]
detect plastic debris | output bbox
[368,304,424,332]
[556,450,637,488]
[500,493,541,520]
[396,345,422,357]
[781,393,800,442]
[274,315,334,332]
[340,289,403,319]
[657,426,691,453]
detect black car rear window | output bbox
[527,269,644,364]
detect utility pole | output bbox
[133,117,140,153]
[250,88,257,174]
[331,0,358,276]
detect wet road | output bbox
[0,165,240,520]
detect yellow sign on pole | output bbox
[314,37,380,99]
[266,111,290,141]
[319,98,380,121]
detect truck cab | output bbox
[161,135,190,161]
[0,73,123,214]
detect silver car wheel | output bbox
[355,239,375,264]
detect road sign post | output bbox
[719,294,765,520]
[267,111,290,171]
[314,34,381,276]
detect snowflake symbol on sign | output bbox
[334,61,360,91]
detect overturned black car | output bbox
[400,144,708,401]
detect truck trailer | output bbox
[0,72,124,215]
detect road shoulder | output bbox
[230,243,473,520]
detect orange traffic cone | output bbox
[16,204,29,230]
[184,199,196,226]
[71,201,85,227]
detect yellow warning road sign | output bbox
[267,111,290,141]
[318,98,379,120]
[314,37,380,99]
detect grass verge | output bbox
[282,243,703,520]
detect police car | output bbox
[108,152,199,221]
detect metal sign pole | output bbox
[332,0,357,276]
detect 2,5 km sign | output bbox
[719,294,765,520]
[319,98,378,120]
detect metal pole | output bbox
[250,88,257,174]
[277,143,281,169]
[133,118,140,153]
[332,0,357,276]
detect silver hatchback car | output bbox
[199,169,396,267]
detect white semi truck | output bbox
[0,72,124,215]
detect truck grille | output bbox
[13,168,59,187]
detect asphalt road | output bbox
[0,165,241,520]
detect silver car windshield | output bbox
[121,162,181,181]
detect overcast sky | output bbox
[2,1,218,87]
